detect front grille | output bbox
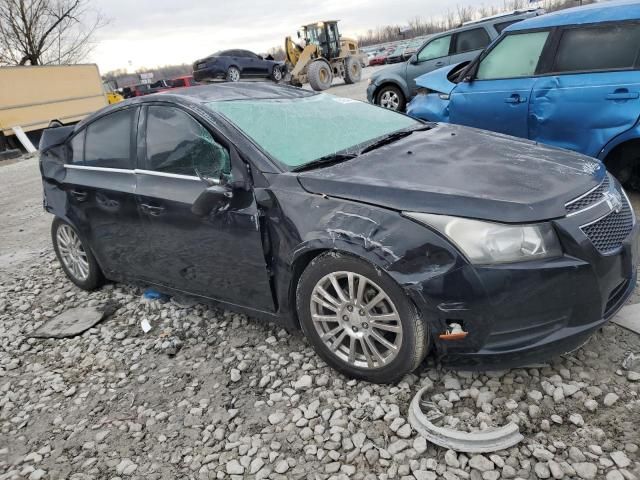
[581,198,634,254]
[566,175,610,214]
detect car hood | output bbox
[297,124,604,224]
[373,62,406,81]
[415,63,462,94]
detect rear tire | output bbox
[51,218,104,291]
[296,252,428,384]
[308,60,333,91]
[376,85,405,111]
[226,66,241,82]
[344,57,362,84]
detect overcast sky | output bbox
[89,0,522,73]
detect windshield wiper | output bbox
[292,152,359,172]
[360,125,431,154]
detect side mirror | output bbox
[191,185,233,217]
[297,31,301,39]
[409,55,418,65]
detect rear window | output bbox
[554,23,640,73]
[454,28,490,54]
[84,109,134,169]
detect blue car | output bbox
[407,0,640,187]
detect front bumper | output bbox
[404,194,639,369]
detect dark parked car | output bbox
[39,83,638,383]
[193,49,283,83]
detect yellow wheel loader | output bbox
[285,20,366,91]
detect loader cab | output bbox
[302,20,341,60]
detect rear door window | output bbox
[476,31,550,80]
[145,106,230,177]
[454,28,491,54]
[554,23,640,73]
[417,35,452,62]
[84,109,135,169]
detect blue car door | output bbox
[530,22,640,157]
[448,30,551,139]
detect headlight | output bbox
[404,212,562,264]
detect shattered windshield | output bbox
[207,95,419,168]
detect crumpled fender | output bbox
[406,93,450,123]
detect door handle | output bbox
[140,203,165,216]
[606,90,639,101]
[70,190,87,201]
[435,61,445,67]
[504,94,527,104]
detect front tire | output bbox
[51,218,104,290]
[344,57,362,84]
[272,65,283,83]
[226,66,241,82]
[296,253,428,384]
[376,85,405,111]
[308,60,333,91]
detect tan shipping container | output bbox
[0,64,108,137]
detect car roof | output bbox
[74,83,317,131]
[508,0,640,31]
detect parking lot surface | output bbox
[1,76,639,480]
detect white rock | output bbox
[226,459,244,475]
[268,412,286,425]
[469,455,494,472]
[603,393,619,407]
[610,451,630,468]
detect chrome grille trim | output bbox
[566,175,610,216]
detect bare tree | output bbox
[0,0,106,66]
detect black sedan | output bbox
[39,83,638,383]
[193,49,283,83]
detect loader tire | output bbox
[308,60,333,91]
[344,57,362,84]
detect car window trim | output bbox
[546,20,640,75]
[64,164,133,174]
[63,163,204,182]
[134,169,202,181]
[469,27,555,82]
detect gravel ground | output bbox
[1,74,640,480]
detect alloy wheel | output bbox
[273,68,282,82]
[228,68,240,82]
[379,90,400,110]
[310,271,403,369]
[56,224,90,281]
